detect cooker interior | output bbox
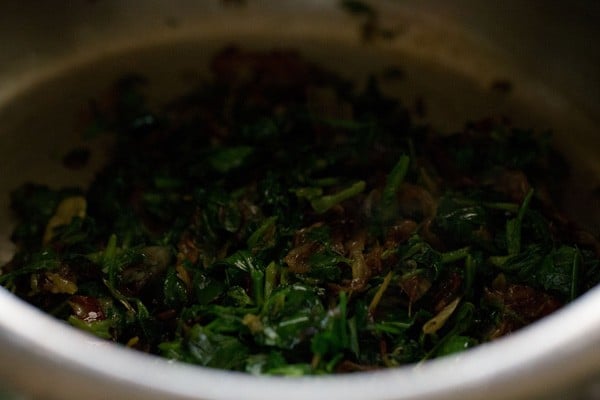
[0,2,599,400]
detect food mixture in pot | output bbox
[1,47,599,374]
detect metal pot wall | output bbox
[0,1,599,399]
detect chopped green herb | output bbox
[2,47,598,375]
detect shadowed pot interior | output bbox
[0,1,599,399]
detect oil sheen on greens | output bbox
[2,47,599,375]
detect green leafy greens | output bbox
[2,47,599,375]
